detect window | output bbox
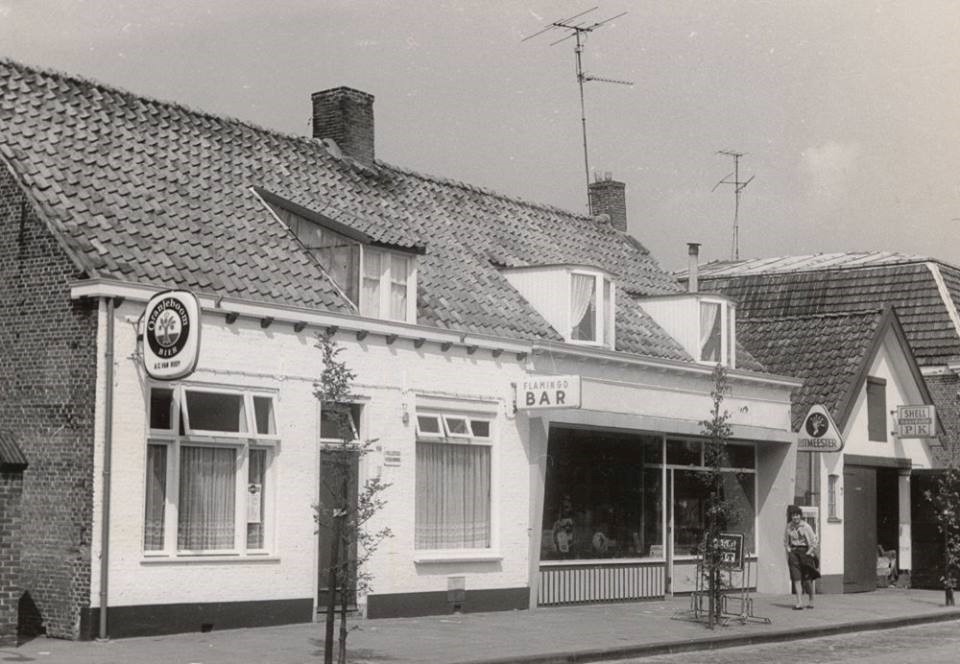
[828,474,840,520]
[867,377,888,442]
[264,196,417,322]
[570,271,615,346]
[145,386,278,555]
[699,302,722,362]
[415,413,493,550]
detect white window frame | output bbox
[413,410,498,561]
[144,384,279,558]
[697,297,736,367]
[360,247,416,322]
[568,269,616,348]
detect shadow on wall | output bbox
[18,591,43,644]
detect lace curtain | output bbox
[178,446,236,550]
[699,302,721,361]
[570,274,596,340]
[415,442,491,549]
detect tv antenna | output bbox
[524,7,632,212]
[712,150,754,260]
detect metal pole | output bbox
[575,30,591,211]
[98,297,115,640]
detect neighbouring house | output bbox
[736,307,940,592]
[0,58,800,641]
[681,253,960,591]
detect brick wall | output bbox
[0,471,23,645]
[0,166,98,639]
[588,179,627,232]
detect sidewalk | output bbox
[6,589,960,664]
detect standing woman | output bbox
[784,504,820,609]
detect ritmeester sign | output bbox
[142,290,201,380]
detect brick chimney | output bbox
[311,87,375,165]
[588,173,627,232]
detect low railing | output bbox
[538,560,665,606]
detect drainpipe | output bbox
[98,297,115,640]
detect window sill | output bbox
[141,553,279,565]
[413,550,502,564]
[827,517,842,523]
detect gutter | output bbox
[98,297,115,640]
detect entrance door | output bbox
[317,449,359,609]
[843,465,877,592]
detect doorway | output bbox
[843,465,877,592]
[317,448,359,609]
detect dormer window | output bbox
[570,271,615,346]
[256,189,418,323]
[640,294,736,368]
[500,264,616,349]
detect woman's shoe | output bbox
[793,606,804,610]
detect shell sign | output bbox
[142,290,201,380]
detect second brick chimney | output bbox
[588,173,627,232]
[311,87,375,165]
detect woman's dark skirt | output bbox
[788,547,821,583]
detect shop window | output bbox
[414,412,494,550]
[541,429,663,560]
[673,469,756,556]
[144,385,278,555]
[867,377,887,441]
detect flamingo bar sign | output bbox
[142,290,201,380]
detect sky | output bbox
[2,0,959,271]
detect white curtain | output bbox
[361,250,382,316]
[178,446,236,550]
[390,254,408,320]
[415,442,491,549]
[570,274,596,339]
[143,444,167,550]
[699,302,721,361]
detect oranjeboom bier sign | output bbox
[141,290,201,380]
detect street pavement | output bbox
[3,588,960,664]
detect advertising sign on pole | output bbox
[142,290,202,380]
[797,404,844,452]
[896,405,937,438]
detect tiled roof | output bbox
[687,254,960,367]
[0,58,689,358]
[737,310,885,430]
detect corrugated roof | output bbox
[0,58,689,357]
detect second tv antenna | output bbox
[524,7,632,212]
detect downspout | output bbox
[98,297,115,640]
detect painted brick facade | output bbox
[0,166,98,639]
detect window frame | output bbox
[360,247,415,322]
[698,297,736,366]
[568,269,616,348]
[413,411,497,557]
[866,376,888,442]
[144,384,279,558]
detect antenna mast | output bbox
[524,8,632,212]
[713,150,755,260]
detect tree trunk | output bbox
[324,461,348,664]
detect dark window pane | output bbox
[726,444,755,469]
[253,396,275,435]
[150,388,174,430]
[186,391,246,433]
[470,420,490,438]
[666,440,701,466]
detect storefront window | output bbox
[541,429,663,560]
[672,466,756,556]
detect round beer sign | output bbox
[142,290,201,380]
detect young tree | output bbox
[697,363,738,628]
[924,464,960,606]
[314,334,393,664]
